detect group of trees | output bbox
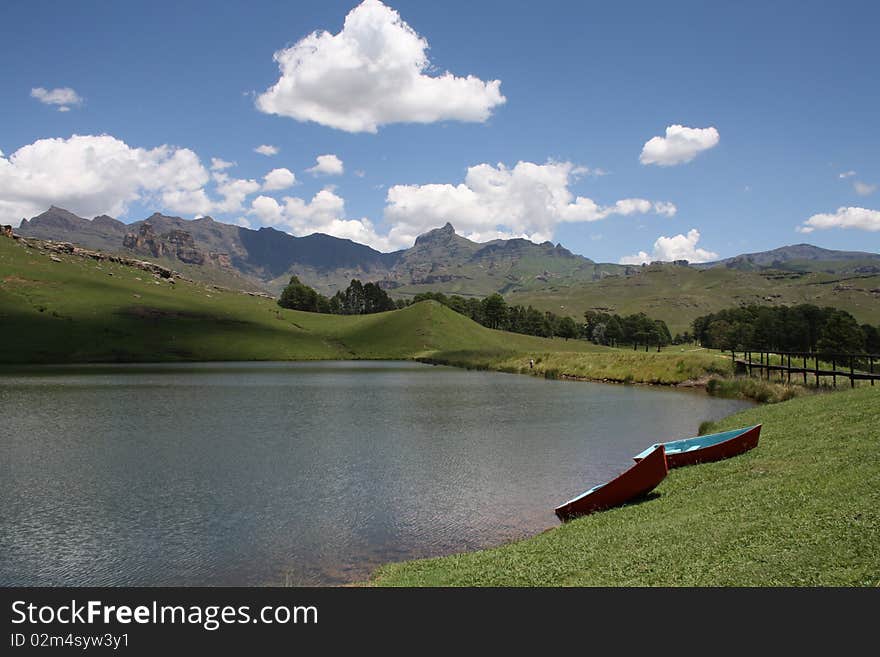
[278,276,401,315]
[410,291,580,339]
[692,304,880,354]
[582,310,673,350]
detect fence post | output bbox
[850,355,855,388]
[871,356,875,387]
[815,354,820,388]
[832,357,836,387]
[803,354,807,386]
[787,353,791,384]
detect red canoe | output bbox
[554,445,668,522]
[633,424,761,469]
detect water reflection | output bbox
[0,361,751,585]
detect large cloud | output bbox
[383,160,676,247]
[798,206,880,233]
[255,0,505,133]
[249,189,393,250]
[0,134,263,224]
[619,228,718,264]
[640,125,720,166]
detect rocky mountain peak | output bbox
[413,222,458,246]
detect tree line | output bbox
[277,277,880,357]
[411,292,673,348]
[692,304,880,355]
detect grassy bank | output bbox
[422,348,732,385]
[370,386,880,586]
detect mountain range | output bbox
[15,206,880,300]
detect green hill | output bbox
[510,262,880,335]
[0,234,599,364]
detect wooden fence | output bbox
[731,350,880,388]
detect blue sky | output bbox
[1,0,878,262]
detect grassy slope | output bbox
[371,386,880,586]
[509,264,880,335]
[0,236,600,363]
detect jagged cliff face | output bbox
[122,223,230,267]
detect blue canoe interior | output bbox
[633,425,760,461]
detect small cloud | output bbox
[854,181,877,197]
[254,144,279,157]
[839,170,856,179]
[307,154,344,176]
[354,169,366,178]
[210,158,235,171]
[619,228,718,264]
[263,167,297,191]
[640,125,720,167]
[799,206,880,233]
[572,165,609,178]
[30,86,83,112]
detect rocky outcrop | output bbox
[123,223,231,268]
[20,236,177,278]
[11,234,274,300]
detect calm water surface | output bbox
[0,361,752,585]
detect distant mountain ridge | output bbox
[700,244,880,272]
[16,207,609,295]
[15,206,880,295]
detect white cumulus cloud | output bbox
[262,167,297,191]
[619,229,719,265]
[249,188,393,250]
[254,144,279,156]
[31,87,83,111]
[212,172,261,214]
[307,154,344,176]
[798,206,880,233]
[255,0,505,133]
[640,125,720,166]
[210,158,235,171]
[0,134,263,224]
[382,160,676,248]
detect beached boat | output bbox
[633,424,761,469]
[554,445,668,521]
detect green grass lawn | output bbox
[370,386,880,586]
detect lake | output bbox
[0,361,752,586]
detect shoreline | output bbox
[365,385,878,586]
